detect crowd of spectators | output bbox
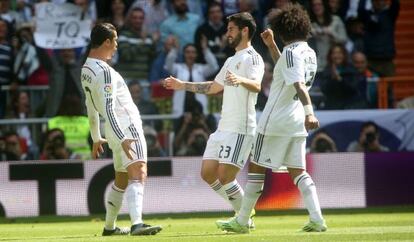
[0,0,402,160]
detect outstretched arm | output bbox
[164,76,223,94]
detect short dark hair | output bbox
[270,4,311,42]
[227,12,256,39]
[90,23,116,49]
[183,43,196,52]
[361,121,379,134]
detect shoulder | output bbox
[86,60,112,78]
[289,44,315,60]
[187,13,200,21]
[245,48,263,66]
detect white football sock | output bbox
[294,172,324,223]
[126,180,144,225]
[237,173,265,225]
[104,184,124,230]
[223,180,244,213]
[209,179,228,201]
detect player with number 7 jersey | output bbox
[81,23,161,236]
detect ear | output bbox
[104,38,112,46]
[242,26,249,37]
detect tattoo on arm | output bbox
[184,82,213,94]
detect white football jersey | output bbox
[214,46,264,135]
[257,41,317,137]
[81,57,142,143]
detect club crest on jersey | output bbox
[104,84,112,97]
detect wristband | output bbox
[303,105,314,116]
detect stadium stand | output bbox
[378,0,414,108]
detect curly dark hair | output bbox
[269,4,311,43]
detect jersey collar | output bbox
[283,41,307,50]
[235,45,254,56]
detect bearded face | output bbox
[173,0,189,15]
[227,31,242,48]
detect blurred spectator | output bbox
[256,61,273,111]
[165,41,219,116]
[216,0,239,16]
[320,43,364,109]
[0,135,18,161]
[0,18,13,118]
[308,0,348,72]
[13,24,48,86]
[69,0,97,22]
[352,51,380,108]
[358,0,399,77]
[37,47,85,117]
[176,127,209,156]
[114,7,156,83]
[328,0,348,21]
[194,2,232,68]
[144,125,166,157]
[128,80,162,131]
[15,0,33,24]
[132,0,169,37]
[5,91,36,154]
[345,17,364,53]
[40,128,81,160]
[309,129,337,153]
[48,95,91,159]
[0,0,21,30]
[173,104,214,155]
[3,131,33,160]
[149,35,174,82]
[107,0,126,30]
[347,121,389,152]
[12,24,40,85]
[160,0,201,54]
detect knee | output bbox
[288,168,306,182]
[218,175,233,185]
[128,162,147,182]
[200,168,216,184]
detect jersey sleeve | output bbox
[244,54,265,84]
[282,50,305,86]
[94,66,126,142]
[81,69,102,143]
[214,58,230,86]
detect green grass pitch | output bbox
[0,207,413,241]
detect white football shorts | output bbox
[251,133,306,170]
[203,130,253,169]
[108,123,147,172]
